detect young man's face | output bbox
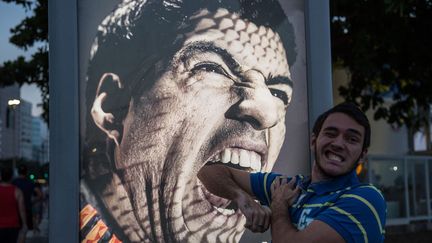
[111,8,292,241]
[312,112,366,178]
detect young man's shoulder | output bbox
[315,183,386,243]
[336,183,387,231]
[344,183,386,206]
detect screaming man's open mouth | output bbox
[180,138,268,235]
[197,147,264,216]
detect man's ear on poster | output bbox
[91,72,128,147]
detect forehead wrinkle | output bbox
[178,41,242,73]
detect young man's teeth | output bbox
[328,153,342,161]
[209,148,262,172]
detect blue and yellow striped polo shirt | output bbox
[250,170,386,243]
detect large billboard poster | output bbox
[78,0,308,242]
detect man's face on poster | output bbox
[93,7,293,242]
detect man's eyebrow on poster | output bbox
[178,41,293,107]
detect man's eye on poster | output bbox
[79,0,307,242]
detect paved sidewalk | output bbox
[26,208,48,243]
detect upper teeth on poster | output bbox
[207,148,262,172]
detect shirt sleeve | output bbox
[315,186,387,243]
[250,172,281,206]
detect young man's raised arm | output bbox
[198,164,271,232]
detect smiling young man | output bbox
[81,0,298,242]
[199,103,387,243]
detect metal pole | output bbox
[13,106,16,173]
[425,159,431,222]
[305,0,333,166]
[404,157,410,219]
[411,160,417,216]
[49,0,79,241]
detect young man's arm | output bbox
[271,180,387,243]
[270,178,345,243]
[198,164,271,232]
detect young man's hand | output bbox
[234,192,271,233]
[271,177,300,222]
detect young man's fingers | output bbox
[252,210,263,231]
[287,177,296,188]
[271,177,280,193]
[287,186,302,205]
[280,177,288,185]
[244,215,253,229]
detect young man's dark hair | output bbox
[312,102,371,150]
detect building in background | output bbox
[19,99,33,160]
[0,85,49,164]
[32,116,49,164]
[0,84,21,159]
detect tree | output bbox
[331,0,432,151]
[0,0,48,123]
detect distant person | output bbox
[32,183,44,234]
[0,167,27,243]
[12,165,41,243]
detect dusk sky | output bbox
[0,1,43,117]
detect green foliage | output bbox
[0,0,48,123]
[331,0,432,131]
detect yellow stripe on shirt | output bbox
[340,194,384,234]
[358,185,385,201]
[330,206,368,243]
[264,173,271,205]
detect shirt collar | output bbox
[308,170,360,195]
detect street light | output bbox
[7,99,21,173]
[8,99,21,106]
